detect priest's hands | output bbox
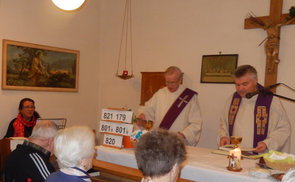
[219,136,230,146]
[138,113,146,121]
[136,113,146,127]
[178,132,185,140]
[254,141,267,153]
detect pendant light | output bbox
[116,0,134,80]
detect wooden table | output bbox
[92,159,192,182]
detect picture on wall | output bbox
[2,39,79,92]
[200,54,238,83]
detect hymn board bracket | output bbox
[99,108,134,149]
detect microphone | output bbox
[245,83,280,99]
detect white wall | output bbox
[0,0,294,153]
[0,0,103,135]
[98,0,295,152]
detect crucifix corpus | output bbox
[244,0,295,91]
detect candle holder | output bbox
[230,136,242,148]
[123,70,128,76]
[227,136,242,172]
[141,120,154,131]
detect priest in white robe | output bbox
[218,65,290,153]
[138,66,203,146]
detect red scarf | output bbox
[12,113,36,137]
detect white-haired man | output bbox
[218,65,290,153]
[3,120,58,182]
[138,66,203,146]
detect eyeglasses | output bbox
[165,80,180,85]
[22,106,35,109]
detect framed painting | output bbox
[2,39,79,92]
[200,54,238,83]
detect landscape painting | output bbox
[2,39,79,92]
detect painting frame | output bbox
[200,54,238,83]
[2,39,79,92]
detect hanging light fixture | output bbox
[51,0,86,11]
[116,0,134,80]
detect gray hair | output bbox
[54,126,95,168]
[233,65,257,80]
[135,130,186,177]
[30,120,58,139]
[165,66,183,80]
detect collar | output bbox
[242,94,258,103]
[166,85,185,95]
[23,140,51,157]
[141,177,153,182]
[60,167,91,182]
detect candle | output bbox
[228,148,241,170]
[123,70,128,76]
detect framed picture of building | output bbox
[2,39,79,92]
[200,54,238,83]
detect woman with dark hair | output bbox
[4,98,40,138]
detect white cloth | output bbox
[96,146,276,182]
[218,93,291,152]
[138,85,203,146]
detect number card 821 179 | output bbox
[101,109,133,123]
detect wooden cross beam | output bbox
[244,0,295,91]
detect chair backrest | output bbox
[0,137,27,180]
[37,118,67,130]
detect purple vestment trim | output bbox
[228,84,273,148]
[253,84,273,148]
[159,88,197,130]
[228,92,241,137]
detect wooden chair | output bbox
[0,138,13,180]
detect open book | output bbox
[212,144,258,159]
[219,144,256,152]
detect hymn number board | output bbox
[99,109,133,148]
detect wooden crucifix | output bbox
[244,0,295,91]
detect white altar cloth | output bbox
[96,146,278,182]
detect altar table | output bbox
[94,146,278,182]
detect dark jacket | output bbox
[3,141,54,182]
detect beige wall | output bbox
[0,0,294,153]
[0,0,102,134]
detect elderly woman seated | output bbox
[46,126,95,182]
[135,130,186,182]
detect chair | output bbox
[0,138,27,180]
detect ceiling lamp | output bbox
[52,0,86,11]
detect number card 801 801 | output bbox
[99,121,133,136]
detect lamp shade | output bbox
[52,0,86,11]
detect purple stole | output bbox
[159,88,197,130]
[228,84,273,148]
